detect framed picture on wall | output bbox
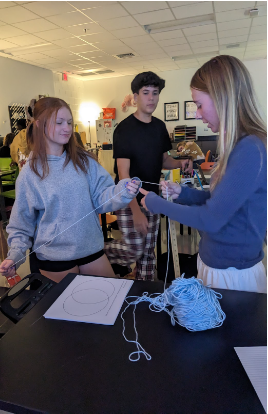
[164,102,179,121]
[185,101,197,120]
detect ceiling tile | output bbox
[151,29,184,41]
[216,19,251,31]
[216,9,250,23]
[218,27,250,38]
[250,25,267,34]
[248,32,267,41]
[35,28,73,41]
[79,32,116,43]
[183,23,216,37]
[192,45,219,54]
[52,37,89,48]
[167,49,193,57]
[83,4,129,21]
[168,1,203,6]
[13,18,59,33]
[156,37,187,47]
[214,1,255,13]
[251,16,267,26]
[9,43,59,55]
[0,25,27,38]
[11,51,48,60]
[133,9,175,26]
[122,35,155,46]
[219,35,249,45]
[111,26,146,39]
[42,49,76,59]
[69,1,117,9]
[165,43,192,53]
[65,22,106,36]
[23,2,75,17]
[32,56,61,64]
[47,11,90,27]
[172,2,213,20]
[5,34,45,46]
[257,5,267,16]
[100,16,139,31]
[256,1,267,5]
[189,38,218,48]
[0,6,39,23]
[0,39,17,49]
[0,2,17,8]
[185,32,216,42]
[121,1,168,14]
[68,44,100,53]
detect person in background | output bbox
[140,55,267,293]
[10,118,29,165]
[74,132,84,148]
[0,97,139,284]
[0,133,15,158]
[105,71,193,281]
[177,140,205,163]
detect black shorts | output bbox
[35,250,104,272]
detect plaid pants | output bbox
[104,206,160,281]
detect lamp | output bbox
[144,14,215,34]
[172,51,219,61]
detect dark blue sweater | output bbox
[145,135,267,270]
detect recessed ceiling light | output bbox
[144,15,215,34]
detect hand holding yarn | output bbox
[139,188,149,211]
[0,259,15,278]
[125,179,141,195]
[160,181,181,200]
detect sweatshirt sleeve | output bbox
[6,170,38,266]
[177,185,211,205]
[145,137,266,233]
[87,159,137,213]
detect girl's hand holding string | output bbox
[125,179,140,195]
[0,259,16,278]
[160,180,181,200]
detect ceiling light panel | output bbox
[156,37,188,47]
[12,18,59,33]
[171,2,213,20]
[46,11,90,27]
[100,16,139,31]
[121,1,169,14]
[0,6,39,24]
[82,4,129,21]
[133,9,175,26]
[23,1,75,17]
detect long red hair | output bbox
[27,97,96,179]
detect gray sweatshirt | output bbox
[7,152,135,266]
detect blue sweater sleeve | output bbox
[176,185,210,205]
[145,136,266,233]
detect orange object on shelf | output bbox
[103,108,116,119]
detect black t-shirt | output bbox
[113,114,172,203]
[0,146,11,158]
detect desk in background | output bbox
[0,273,266,414]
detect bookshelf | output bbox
[174,125,196,142]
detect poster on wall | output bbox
[8,104,26,135]
[164,102,179,121]
[185,101,197,120]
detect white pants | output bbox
[197,255,267,293]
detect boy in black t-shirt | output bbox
[104,71,192,280]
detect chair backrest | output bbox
[200,161,215,171]
[205,150,211,163]
[0,157,12,170]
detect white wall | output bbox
[0,56,55,138]
[82,59,267,143]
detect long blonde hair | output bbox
[190,55,266,189]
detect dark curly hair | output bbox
[131,71,165,94]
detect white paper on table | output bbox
[44,275,133,325]
[234,346,267,413]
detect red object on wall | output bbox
[102,108,116,119]
[62,72,68,81]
